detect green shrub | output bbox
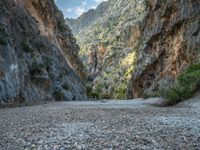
[144,0,150,10]
[0,26,5,33]
[54,91,65,101]
[117,89,126,99]
[21,42,33,52]
[0,36,7,45]
[88,91,100,99]
[142,91,161,99]
[30,62,44,75]
[56,12,66,32]
[162,64,200,105]
[34,41,45,49]
[116,84,127,99]
[44,58,52,71]
[86,85,92,94]
[99,93,112,99]
[63,84,69,90]
[58,20,66,31]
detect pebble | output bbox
[0,98,200,149]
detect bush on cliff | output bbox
[162,64,200,105]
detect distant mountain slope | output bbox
[66,0,147,99]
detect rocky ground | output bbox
[0,96,200,150]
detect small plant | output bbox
[21,42,33,52]
[116,84,127,99]
[99,93,112,99]
[34,41,45,49]
[142,91,161,99]
[0,25,6,34]
[44,58,53,71]
[56,11,66,32]
[58,20,66,31]
[86,85,93,94]
[88,91,100,99]
[63,84,69,90]
[0,36,7,45]
[30,62,44,75]
[162,64,200,105]
[144,0,150,10]
[54,91,65,101]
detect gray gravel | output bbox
[0,97,200,150]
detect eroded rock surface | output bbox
[0,0,86,106]
[128,0,200,98]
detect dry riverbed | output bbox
[0,96,200,150]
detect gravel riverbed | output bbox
[0,97,200,150]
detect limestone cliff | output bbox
[0,0,87,106]
[128,0,200,98]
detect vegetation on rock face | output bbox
[30,62,44,75]
[0,0,87,105]
[0,25,8,45]
[56,11,67,32]
[21,42,33,53]
[63,84,69,90]
[66,0,147,99]
[0,36,7,45]
[143,64,200,105]
[127,0,200,99]
[54,91,65,101]
[162,64,200,105]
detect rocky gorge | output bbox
[0,0,200,149]
[66,0,147,99]
[0,0,199,105]
[66,0,200,101]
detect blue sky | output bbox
[55,0,107,19]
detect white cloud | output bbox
[95,0,108,2]
[61,0,108,18]
[91,5,97,9]
[74,7,86,16]
[82,1,87,6]
[66,0,88,17]
[66,8,72,13]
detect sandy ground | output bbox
[0,96,200,150]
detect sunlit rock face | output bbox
[0,0,87,106]
[128,0,200,98]
[66,0,147,99]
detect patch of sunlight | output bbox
[122,51,136,66]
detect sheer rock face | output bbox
[0,0,87,106]
[128,0,200,98]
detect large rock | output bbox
[0,0,87,106]
[128,0,200,98]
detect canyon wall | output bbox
[0,0,87,106]
[128,0,200,98]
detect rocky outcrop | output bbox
[128,0,200,98]
[0,0,87,106]
[66,0,147,99]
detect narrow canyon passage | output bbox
[0,0,199,149]
[1,96,200,150]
